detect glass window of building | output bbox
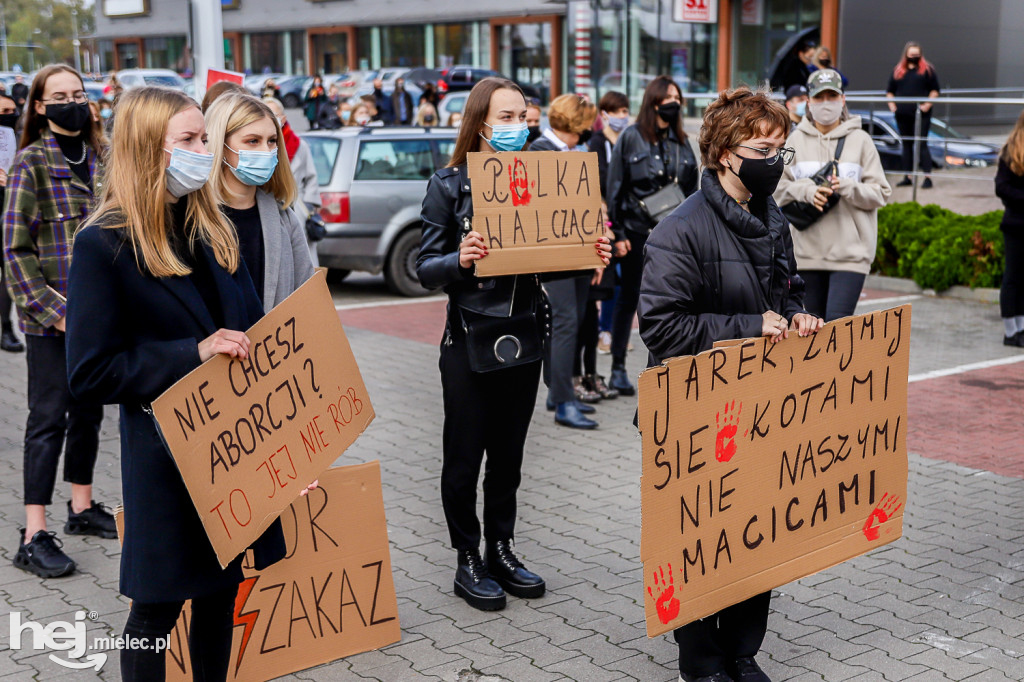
[356,27,374,71]
[249,32,284,74]
[434,23,474,70]
[117,41,140,69]
[381,25,426,68]
[497,23,551,103]
[143,36,187,71]
[312,32,349,75]
[733,0,822,87]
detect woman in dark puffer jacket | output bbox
[638,87,824,682]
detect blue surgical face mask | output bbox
[164,146,214,198]
[224,144,279,186]
[341,109,351,122]
[607,114,629,133]
[480,121,528,152]
[795,101,807,117]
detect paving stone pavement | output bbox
[0,288,1022,681]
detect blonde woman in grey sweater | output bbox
[775,69,892,321]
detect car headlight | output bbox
[944,155,965,166]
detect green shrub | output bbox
[874,202,1004,291]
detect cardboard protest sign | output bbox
[467,151,605,277]
[151,271,375,567]
[638,306,911,637]
[115,463,399,682]
[207,68,245,88]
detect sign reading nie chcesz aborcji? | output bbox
[638,306,911,637]
[151,270,375,568]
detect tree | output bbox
[2,0,94,71]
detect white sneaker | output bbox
[597,331,611,354]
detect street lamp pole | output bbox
[71,9,81,73]
[1,8,8,73]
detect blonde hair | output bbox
[83,87,239,278]
[546,94,597,135]
[1003,110,1024,176]
[205,92,297,209]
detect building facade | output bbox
[92,0,838,104]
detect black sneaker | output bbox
[14,529,76,578]
[65,501,118,539]
[921,177,933,189]
[679,673,734,682]
[1,329,24,353]
[727,656,771,681]
[896,176,913,187]
[454,549,506,611]
[486,540,545,599]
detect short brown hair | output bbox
[547,93,597,135]
[598,90,629,113]
[699,87,789,172]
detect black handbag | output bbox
[637,143,686,226]
[782,136,846,231]
[458,276,548,373]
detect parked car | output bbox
[116,68,188,90]
[853,110,1000,170]
[346,81,425,111]
[277,74,312,108]
[84,81,106,102]
[300,126,459,296]
[244,73,286,96]
[437,90,469,126]
[331,70,376,99]
[437,65,542,101]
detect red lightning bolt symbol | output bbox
[233,576,260,675]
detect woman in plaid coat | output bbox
[2,65,114,579]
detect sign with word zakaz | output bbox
[151,270,375,568]
[638,306,911,637]
[160,463,400,681]
[467,150,606,277]
[674,0,718,23]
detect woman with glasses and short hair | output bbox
[638,87,823,682]
[3,65,113,579]
[776,70,891,323]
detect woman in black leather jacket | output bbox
[416,77,611,612]
[638,87,823,682]
[605,75,699,396]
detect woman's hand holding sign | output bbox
[595,235,612,266]
[199,329,251,362]
[459,230,489,269]
[791,313,825,337]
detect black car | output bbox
[437,65,542,102]
[852,110,999,170]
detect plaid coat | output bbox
[2,128,102,336]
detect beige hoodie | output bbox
[775,115,892,274]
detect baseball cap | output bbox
[807,69,843,97]
[785,84,807,101]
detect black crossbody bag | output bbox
[782,136,846,231]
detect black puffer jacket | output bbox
[639,169,807,364]
[606,124,699,241]
[417,164,540,318]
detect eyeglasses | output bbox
[734,145,796,166]
[41,92,88,105]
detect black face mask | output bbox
[526,125,542,144]
[656,101,681,124]
[730,154,785,198]
[45,102,90,133]
[577,129,593,145]
[0,112,19,129]
[907,56,921,66]
[819,59,832,68]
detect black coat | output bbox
[639,169,807,364]
[66,222,286,603]
[391,89,414,125]
[417,164,541,318]
[995,157,1024,230]
[587,129,616,200]
[606,124,699,241]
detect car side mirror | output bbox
[882,135,899,147]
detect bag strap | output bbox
[833,135,846,162]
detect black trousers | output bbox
[895,110,933,174]
[121,585,237,682]
[673,591,772,677]
[1,263,13,333]
[800,270,867,322]
[1001,228,1024,319]
[574,300,599,377]
[544,275,590,404]
[440,326,541,550]
[611,230,648,365]
[23,334,104,505]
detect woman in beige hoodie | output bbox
[776,69,892,321]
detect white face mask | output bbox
[809,99,843,126]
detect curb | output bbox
[866,274,999,304]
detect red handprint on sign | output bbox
[862,493,902,541]
[508,158,532,206]
[714,400,742,463]
[647,564,680,624]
